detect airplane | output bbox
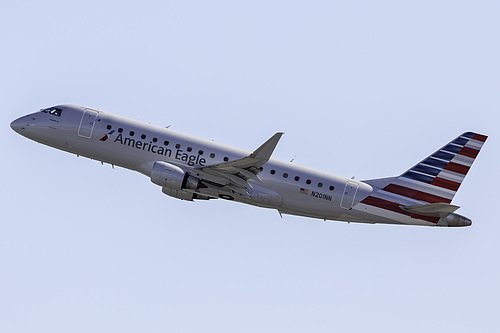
[10,105,487,227]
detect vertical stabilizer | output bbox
[361,132,487,225]
[391,132,487,203]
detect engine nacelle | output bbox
[150,162,200,200]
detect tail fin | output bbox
[366,132,487,205]
[361,132,487,226]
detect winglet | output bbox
[198,132,284,183]
[250,132,284,162]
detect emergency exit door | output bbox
[78,109,98,138]
[340,181,359,209]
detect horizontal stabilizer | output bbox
[400,203,460,218]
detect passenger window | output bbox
[318,182,323,188]
[294,176,300,181]
[329,186,335,191]
[175,144,181,148]
[187,147,192,152]
[224,157,229,162]
[130,131,135,136]
[210,153,215,158]
[153,137,158,143]
[270,170,276,175]
[198,150,204,155]
[283,173,289,178]
[164,140,169,146]
[106,125,112,130]
[306,179,311,184]
[118,128,123,133]
[141,134,146,139]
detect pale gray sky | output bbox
[2,1,499,332]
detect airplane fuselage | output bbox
[11,105,485,227]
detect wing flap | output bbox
[233,167,262,181]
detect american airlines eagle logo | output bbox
[100,130,115,141]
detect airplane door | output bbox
[78,109,98,138]
[340,181,359,209]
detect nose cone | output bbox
[10,117,26,134]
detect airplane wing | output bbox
[194,133,283,194]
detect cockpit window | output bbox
[41,107,62,117]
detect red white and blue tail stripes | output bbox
[397,132,487,203]
[359,132,487,224]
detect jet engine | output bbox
[150,161,204,201]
